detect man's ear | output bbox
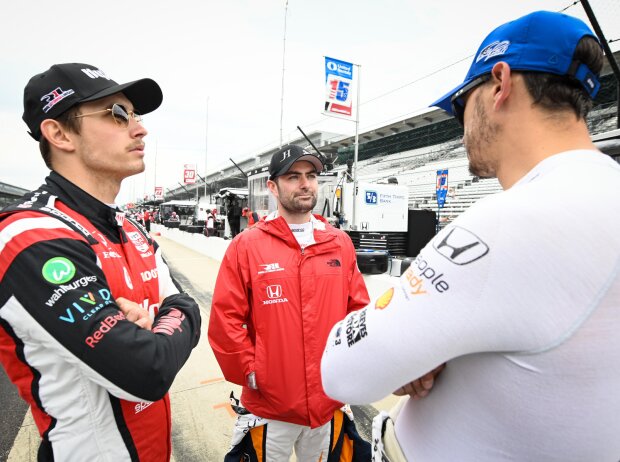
[266,179,279,199]
[39,119,77,152]
[490,62,512,112]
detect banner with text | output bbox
[154,186,163,201]
[436,169,449,208]
[183,164,196,184]
[324,56,353,117]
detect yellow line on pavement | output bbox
[200,377,225,385]
[213,402,236,417]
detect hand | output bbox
[393,363,446,400]
[116,297,153,330]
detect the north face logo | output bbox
[327,259,341,267]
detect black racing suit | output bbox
[0,172,201,461]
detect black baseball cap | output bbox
[23,63,163,141]
[269,144,324,180]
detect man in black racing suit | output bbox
[0,63,201,461]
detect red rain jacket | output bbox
[209,214,369,428]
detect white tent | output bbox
[160,200,197,207]
[216,187,249,199]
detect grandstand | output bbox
[154,50,619,228]
[0,182,29,209]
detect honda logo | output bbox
[433,226,489,265]
[266,285,283,299]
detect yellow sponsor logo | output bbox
[403,267,428,296]
[375,287,395,310]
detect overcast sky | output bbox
[1,0,618,204]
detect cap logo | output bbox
[476,40,510,63]
[81,68,111,80]
[40,87,75,113]
[574,62,601,98]
[281,149,291,161]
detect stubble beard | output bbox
[464,94,500,179]
[280,191,317,215]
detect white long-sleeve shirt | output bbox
[321,150,620,461]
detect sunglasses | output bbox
[73,103,142,127]
[450,74,491,126]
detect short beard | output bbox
[280,194,317,215]
[464,94,500,178]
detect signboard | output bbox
[365,190,378,205]
[183,164,196,184]
[154,186,163,201]
[340,183,408,232]
[436,169,449,208]
[324,56,354,117]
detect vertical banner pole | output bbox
[352,64,361,230]
[435,169,449,233]
[204,97,209,199]
[279,0,289,147]
[154,140,158,198]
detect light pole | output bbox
[204,97,209,198]
[279,0,289,147]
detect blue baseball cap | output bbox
[430,11,602,115]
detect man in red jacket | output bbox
[209,144,370,461]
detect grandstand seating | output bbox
[329,97,616,228]
[159,65,616,214]
[323,72,617,226]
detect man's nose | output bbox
[129,117,148,138]
[298,175,310,188]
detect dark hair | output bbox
[521,36,604,119]
[38,106,82,169]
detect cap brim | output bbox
[271,154,324,179]
[81,78,163,115]
[429,79,472,115]
[297,154,324,173]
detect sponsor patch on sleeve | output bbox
[375,287,394,310]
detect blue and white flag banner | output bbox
[436,169,449,208]
[324,56,354,118]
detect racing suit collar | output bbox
[42,171,120,227]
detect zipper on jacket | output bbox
[298,247,304,267]
[296,247,312,426]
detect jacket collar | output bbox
[257,213,337,247]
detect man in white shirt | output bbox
[321,10,620,461]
